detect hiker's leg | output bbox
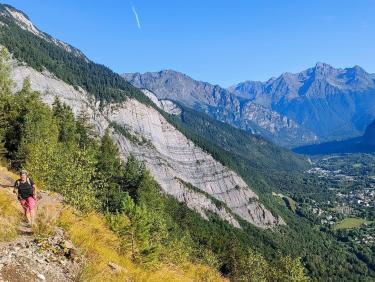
[30,207,35,225]
[25,210,31,224]
[20,199,29,222]
[27,197,36,225]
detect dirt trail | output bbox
[0,167,81,282]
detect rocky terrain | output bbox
[9,59,283,229]
[0,170,81,282]
[0,229,80,282]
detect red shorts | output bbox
[20,196,35,213]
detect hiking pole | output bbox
[0,183,14,188]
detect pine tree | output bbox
[118,195,155,263]
[0,47,13,160]
[122,154,145,202]
[52,97,78,145]
[0,47,12,96]
[76,109,97,150]
[95,129,126,212]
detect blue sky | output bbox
[3,0,375,86]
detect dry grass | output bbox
[59,209,226,282]
[0,166,21,241]
[0,166,19,181]
[0,191,22,241]
[32,201,62,237]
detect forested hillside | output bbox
[0,47,308,281]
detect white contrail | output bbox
[131,5,141,29]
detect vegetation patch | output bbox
[333,218,372,230]
[175,177,227,211]
[110,122,152,147]
[283,196,297,213]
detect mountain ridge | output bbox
[124,63,375,147]
[123,70,317,147]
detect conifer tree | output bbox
[52,97,78,145]
[122,154,145,202]
[76,109,97,150]
[95,129,126,212]
[0,47,13,160]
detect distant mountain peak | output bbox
[347,65,368,76]
[310,62,338,78]
[314,62,334,69]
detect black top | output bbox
[14,179,34,200]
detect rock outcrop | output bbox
[10,60,284,229]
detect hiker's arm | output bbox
[13,182,18,196]
[32,184,37,200]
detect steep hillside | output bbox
[0,167,226,282]
[0,64,307,281]
[123,71,317,147]
[0,3,282,229]
[9,59,282,229]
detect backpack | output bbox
[15,178,35,199]
[15,177,32,188]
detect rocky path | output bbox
[0,168,81,282]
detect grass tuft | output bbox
[0,191,21,241]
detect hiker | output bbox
[13,170,36,226]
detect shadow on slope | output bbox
[293,137,375,155]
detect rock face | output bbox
[123,70,317,147]
[10,60,284,229]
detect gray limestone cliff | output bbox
[10,60,284,229]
